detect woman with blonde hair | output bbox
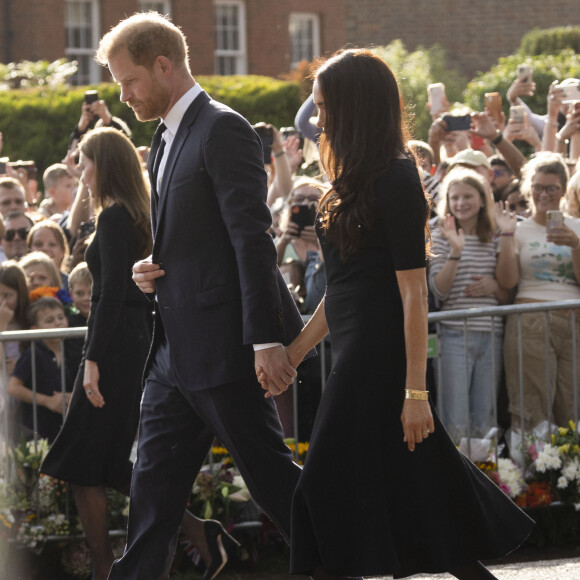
[428,168,508,442]
[26,220,70,287]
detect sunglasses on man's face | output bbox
[4,228,30,242]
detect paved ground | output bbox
[397,557,580,579]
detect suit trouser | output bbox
[109,338,302,580]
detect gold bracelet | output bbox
[405,388,429,401]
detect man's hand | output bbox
[132,255,165,294]
[255,345,297,398]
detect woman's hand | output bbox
[299,224,319,247]
[547,224,580,248]
[401,399,435,452]
[278,220,300,243]
[283,134,303,174]
[494,201,518,234]
[0,300,14,331]
[464,275,499,297]
[83,359,105,408]
[440,214,465,255]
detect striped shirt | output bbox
[428,231,502,331]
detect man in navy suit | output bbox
[97,12,304,579]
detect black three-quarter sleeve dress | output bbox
[289,158,534,578]
[41,203,152,489]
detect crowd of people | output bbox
[0,13,578,577]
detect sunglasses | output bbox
[4,228,30,242]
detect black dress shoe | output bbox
[201,519,240,580]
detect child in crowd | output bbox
[0,260,29,381]
[65,262,92,376]
[26,220,70,289]
[19,251,62,291]
[68,262,92,322]
[39,163,77,219]
[7,297,75,442]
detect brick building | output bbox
[1,0,579,85]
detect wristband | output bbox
[405,389,429,401]
[273,150,285,158]
[555,132,569,145]
[491,131,503,145]
[447,255,461,261]
[501,232,514,237]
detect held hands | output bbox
[132,255,166,294]
[401,399,435,452]
[255,345,298,398]
[83,359,105,408]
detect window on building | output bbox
[214,1,247,75]
[289,13,320,68]
[139,1,171,16]
[65,0,100,85]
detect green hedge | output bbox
[0,75,302,179]
[520,26,580,56]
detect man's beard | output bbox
[130,83,171,122]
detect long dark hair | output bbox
[315,49,427,260]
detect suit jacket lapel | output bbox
[153,92,210,240]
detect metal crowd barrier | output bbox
[2,298,580,465]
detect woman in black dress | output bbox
[260,50,534,579]
[42,128,236,580]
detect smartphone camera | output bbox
[8,160,37,180]
[442,114,471,132]
[84,90,99,104]
[290,203,317,233]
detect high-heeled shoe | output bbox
[201,519,240,580]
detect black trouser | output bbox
[109,338,301,579]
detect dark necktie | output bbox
[151,123,166,190]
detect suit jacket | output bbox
[146,90,305,391]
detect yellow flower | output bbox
[559,444,571,454]
[559,427,569,436]
[552,434,556,444]
[573,445,580,454]
[570,420,576,432]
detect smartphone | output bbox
[517,64,533,83]
[8,160,37,180]
[253,124,273,164]
[428,83,446,116]
[442,114,471,132]
[510,105,527,125]
[484,92,503,123]
[0,157,8,174]
[79,220,96,238]
[546,210,563,234]
[555,80,580,103]
[290,204,317,232]
[84,90,99,104]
